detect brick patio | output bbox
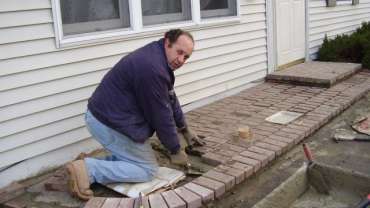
[6,68,370,208]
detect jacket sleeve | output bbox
[169,89,186,129]
[134,68,180,154]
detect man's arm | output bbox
[169,89,186,129]
[134,69,180,154]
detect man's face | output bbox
[164,35,194,71]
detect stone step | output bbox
[266,61,361,87]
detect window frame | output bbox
[51,0,241,48]
[200,0,238,19]
[142,0,192,26]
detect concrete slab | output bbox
[266,62,361,87]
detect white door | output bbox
[276,0,306,66]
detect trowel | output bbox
[333,129,370,142]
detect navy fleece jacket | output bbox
[88,39,185,154]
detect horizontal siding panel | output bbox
[179,69,266,104]
[0,38,56,60]
[310,13,370,28]
[310,3,370,14]
[0,9,52,28]
[0,38,266,108]
[310,7,370,21]
[0,22,266,77]
[0,0,51,12]
[0,23,54,44]
[0,56,119,92]
[309,18,367,35]
[177,47,267,87]
[1,22,266,61]
[0,86,95,123]
[310,23,365,41]
[0,127,89,169]
[0,70,106,108]
[0,101,86,138]
[177,44,266,78]
[177,57,267,96]
[240,0,265,6]
[240,4,266,15]
[189,38,267,68]
[0,115,84,153]
[308,0,370,58]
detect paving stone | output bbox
[0,182,26,204]
[192,177,225,199]
[44,176,68,192]
[203,169,235,191]
[255,142,283,156]
[119,198,135,208]
[2,201,26,208]
[231,155,261,172]
[239,150,269,167]
[184,183,214,203]
[84,197,106,208]
[215,165,245,184]
[226,161,254,178]
[201,152,229,165]
[247,146,275,161]
[174,187,202,208]
[261,138,291,153]
[101,198,121,208]
[149,193,168,208]
[161,190,186,208]
[219,143,247,152]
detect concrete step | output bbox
[266,61,362,87]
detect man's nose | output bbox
[179,56,185,63]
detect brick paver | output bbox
[174,187,202,208]
[161,190,186,208]
[203,170,235,191]
[192,177,225,198]
[149,193,168,208]
[183,183,214,203]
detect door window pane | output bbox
[141,0,191,26]
[200,0,237,19]
[60,0,130,36]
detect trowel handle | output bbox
[302,143,313,163]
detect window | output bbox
[200,0,237,19]
[60,0,130,36]
[141,0,191,26]
[52,0,240,47]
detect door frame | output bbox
[266,0,310,73]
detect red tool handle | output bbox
[303,143,313,163]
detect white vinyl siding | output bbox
[308,0,370,59]
[0,0,267,187]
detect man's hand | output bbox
[180,127,206,147]
[170,150,188,166]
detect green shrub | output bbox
[317,21,370,68]
[362,50,370,69]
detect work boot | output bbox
[66,160,93,201]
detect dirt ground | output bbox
[209,92,370,208]
[7,92,370,208]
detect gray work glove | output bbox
[170,150,188,166]
[180,127,206,147]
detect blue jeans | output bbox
[84,110,158,184]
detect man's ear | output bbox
[165,38,172,48]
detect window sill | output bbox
[57,17,241,49]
